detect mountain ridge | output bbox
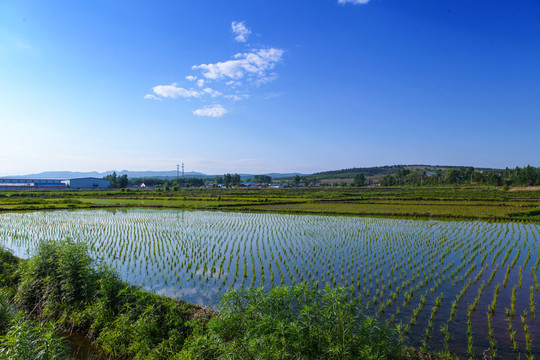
[0,170,307,180]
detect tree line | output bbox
[103,172,129,188]
[378,165,540,187]
[118,173,275,189]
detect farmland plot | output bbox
[0,209,538,358]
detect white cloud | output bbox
[153,84,201,98]
[231,21,251,43]
[192,104,228,118]
[202,88,222,97]
[152,84,222,99]
[225,94,249,101]
[337,0,370,4]
[226,80,241,87]
[192,48,284,83]
[144,94,162,101]
[255,73,278,86]
[147,24,283,113]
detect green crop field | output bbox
[1,186,539,221]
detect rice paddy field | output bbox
[1,186,539,221]
[1,208,539,358]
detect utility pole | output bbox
[181,162,185,187]
[176,164,180,180]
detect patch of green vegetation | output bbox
[0,309,73,360]
[181,285,404,359]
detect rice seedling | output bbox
[530,286,536,318]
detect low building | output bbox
[0,178,67,189]
[64,178,110,189]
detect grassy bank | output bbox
[0,241,456,359]
[0,186,539,221]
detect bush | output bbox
[0,312,73,360]
[180,284,402,359]
[0,247,19,288]
[95,287,194,359]
[11,239,198,359]
[0,290,14,335]
[15,239,99,316]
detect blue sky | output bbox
[1,0,539,176]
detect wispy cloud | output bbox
[231,21,251,43]
[193,104,228,118]
[152,84,202,98]
[202,88,222,97]
[144,94,162,101]
[337,0,370,4]
[192,48,284,82]
[151,84,221,99]
[225,94,249,101]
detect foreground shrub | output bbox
[0,303,72,360]
[95,286,195,359]
[0,247,19,288]
[0,315,72,360]
[180,284,402,360]
[15,239,98,316]
[0,290,14,335]
[11,239,198,359]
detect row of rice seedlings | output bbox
[520,312,534,360]
[486,308,497,358]
[505,307,519,353]
[466,303,476,360]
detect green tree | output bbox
[379,175,395,186]
[253,175,272,184]
[293,175,301,186]
[435,169,443,185]
[353,173,366,187]
[223,174,232,188]
[118,174,128,188]
[395,168,411,185]
[445,168,461,184]
[104,172,118,188]
[231,173,241,187]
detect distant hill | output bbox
[305,165,498,180]
[1,170,307,180]
[1,170,205,180]
[309,165,404,179]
